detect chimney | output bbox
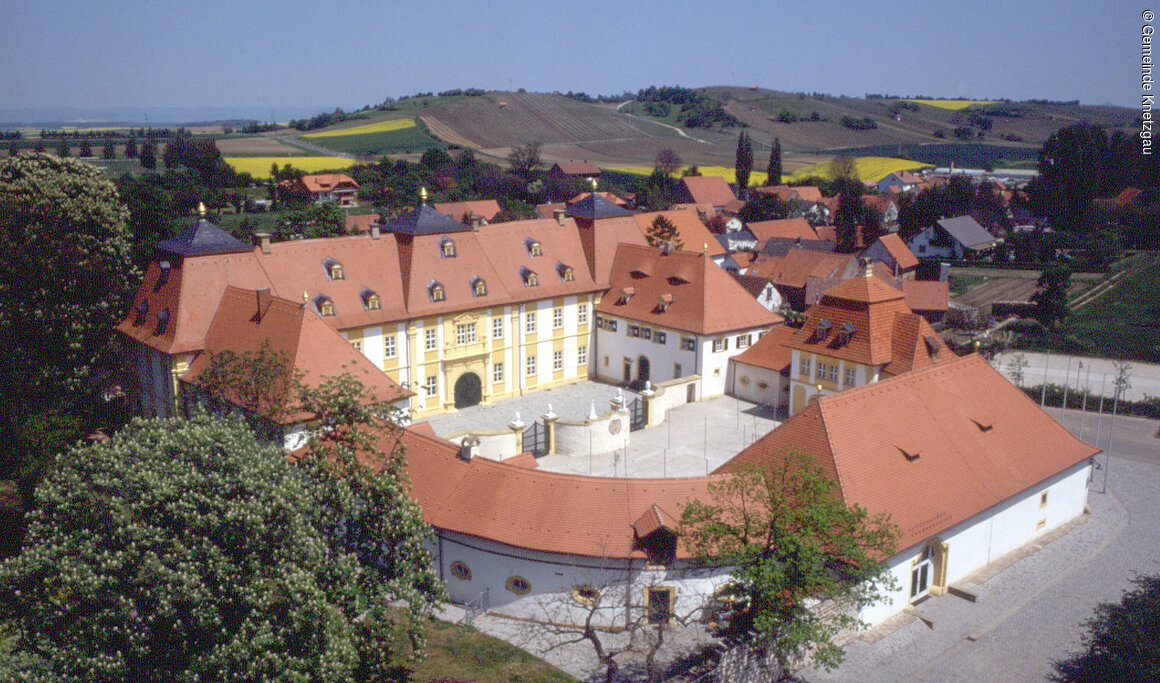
[256,288,272,320]
[662,240,674,255]
[553,208,566,226]
[370,224,380,240]
[470,215,482,232]
[861,257,874,277]
[459,434,480,461]
[254,232,271,255]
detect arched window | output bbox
[440,237,456,258]
[525,238,542,256]
[429,282,445,302]
[471,277,487,297]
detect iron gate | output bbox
[523,421,546,456]
[628,397,648,431]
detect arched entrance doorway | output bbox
[454,372,482,409]
[636,355,650,384]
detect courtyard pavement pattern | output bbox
[423,380,781,477]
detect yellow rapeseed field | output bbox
[606,166,772,185]
[904,99,1000,110]
[301,118,416,138]
[784,157,933,183]
[224,156,358,178]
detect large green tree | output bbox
[1053,574,1160,681]
[1032,262,1072,328]
[0,153,138,485]
[0,412,441,681]
[645,214,684,249]
[735,131,754,189]
[682,450,897,671]
[507,140,544,182]
[766,137,782,186]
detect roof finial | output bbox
[589,177,598,193]
[302,290,309,305]
[419,187,428,205]
[862,257,873,277]
[197,201,206,218]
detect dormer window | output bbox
[315,296,335,316]
[134,300,149,325]
[361,289,381,311]
[618,287,634,304]
[838,322,855,346]
[557,263,574,282]
[440,237,457,258]
[323,258,344,280]
[525,238,542,256]
[924,334,941,359]
[471,277,487,297]
[657,293,673,312]
[815,318,832,342]
[429,282,445,302]
[155,261,171,289]
[521,268,538,287]
[154,308,169,335]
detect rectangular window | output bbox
[642,327,652,340]
[553,350,563,370]
[844,367,855,386]
[553,307,563,329]
[578,303,589,324]
[384,335,397,359]
[424,376,437,397]
[352,340,362,352]
[1039,491,1048,508]
[713,338,726,352]
[526,312,536,334]
[655,331,666,345]
[681,337,696,351]
[578,345,587,366]
[455,322,476,345]
[493,362,504,383]
[800,357,811,377]
[607,319,618,332]
[526,355,537,376]
[816,361,826,380]
[424,328,437,351]
[629,324,640,338]
[493,317,504,340]
[828,364,837,382]
[736,334,750,349]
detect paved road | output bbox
[802,413,1160,682]
[992,351,1160,404]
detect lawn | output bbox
[948,274,990,297]
[224,156,358,177]
[1019,257,1160,361]
[904,99,1002,110]
[784,156,934,183]
[395,617,576,683]
[301,118,416,138]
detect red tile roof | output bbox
[675,176,737,207]
[732,326,796,372]
[568,191,627,207]
[753,185,825,204]
[1114,186,1142,205]
[901,280,949,313]
[748,218,819,244]
[598,244,783,335]
[300,174,358,193]
[875,234,919,271]
[433,200,502,223]
[784,274,950,369]
[182,287,410,423]
[345,214,382,234]
[719,354,1099,550]
[551,161,602,176]
[747,249,853,289]
[632,209,727,257]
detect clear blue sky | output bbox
[0,0,1141,115]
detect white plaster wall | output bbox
[555,413,631,457]
[596,319,695,386]
[728,362,785,409]
[861,461,1092,625]
[434,531,731,625]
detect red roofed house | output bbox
[631,209,728,262]
[783,266,952,414]
[298,173,359,206]
[901,280,950,323]
[747,217,819,246]
[727,325,796,409]
[672,176,737,211]
[548,161,602,180]
[860,233,920,279]
[720,353,1098,624]
[432,199,503,226]
[595,243,783,396]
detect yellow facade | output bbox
[788,350,876,415]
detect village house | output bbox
[594,243,783,396]
[671,175,737,212]
[547,161,602,180]
[726,325,795,409]
[860,233,919,279]
[908,215,998,260]
[631,208,728,263]
[433,199,503,226]
[877,170,921,194]
[296,173,360,205]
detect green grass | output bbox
[393,616,576,683]
[302,124,445,155]
[1018,257,1160,361]
[948,274,989,297]
[818,143,1038,169]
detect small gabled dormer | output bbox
[322,258,344,281]
[815,318,832,343]
[521,268,538,287]
[314,295,336,317]
[618,286,635,304]
[428,281,446,302]
[154,261,171,290]
[154,308,170,335]
[656,293,673,312]
[471,276,487,297]
[557,262,575,282]
[361,289,382,311]
[134,300,149,325]
[525,238,542,257]
[440,237,457,258]
[838,322,856,346]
